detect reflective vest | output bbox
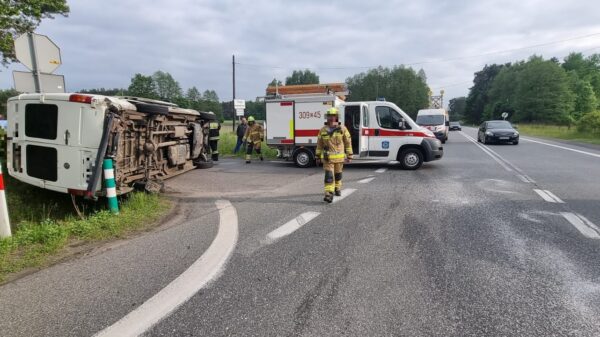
[208,122,220,141]
[316,125,353,163]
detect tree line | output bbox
[454,52,600,133]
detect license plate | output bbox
[499,137,509,140]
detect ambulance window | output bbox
[25,104,58,140]
[376,106,402,129]
[362,106,369,127]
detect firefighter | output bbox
[243,116,264,163]
[316,107,353,203]
[208,116,221,161]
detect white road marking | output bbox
[516,174,530,183]
[522,137,600,159]
[265,212,321,243]
[561,212,600,239]
[543,190,565,203]
[94,200,239,337]
[460,132,513,172]
[332,188,357,203]
[375,168,387,173]
[358,177,376,184]
[534,189,564,203]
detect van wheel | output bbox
[293,149,313,168]
[134,102,169,115]
[194,154,214,169]
[399,148,423,170]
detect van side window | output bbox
[25,104,58,140]
[376,106,404,129]
[362,106,369,127]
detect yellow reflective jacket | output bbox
[316,125,353,163]
[243,123,264,144]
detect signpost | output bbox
[13,32,65,93]
[501,112,509,120]
[234,99,245,117]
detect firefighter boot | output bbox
[324,193,333,203]
[334,189,341,196]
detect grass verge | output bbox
[218,126,278,159]
[0,179,170,282]
[517,124,600,145]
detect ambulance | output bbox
[265,84,444,170]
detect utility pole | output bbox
[232,54,236,132]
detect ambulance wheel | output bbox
[293,149,313,168]
[399,148,423,170]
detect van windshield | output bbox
[416,115,444,126]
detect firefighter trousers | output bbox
[323,161,343,195]
[209,140,219,161]
[245,141,262,161]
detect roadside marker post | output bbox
[0,163,11,238]
[103,158,119,214]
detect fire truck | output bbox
[265,84,443,170]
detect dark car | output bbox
[449,121,462,131]
[477,120,519,145]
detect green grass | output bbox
[218,127,278,159]
[0,179,170,282]
[517,124,600,145]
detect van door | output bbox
[359,104,369,157]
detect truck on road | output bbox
[265,84,443,170]
[6,93,215,197]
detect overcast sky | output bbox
[2,0,600,104]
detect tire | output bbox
[399,148,423,170]
[441,139,446,144]
[194,154,214,169]
[293,148,313,168]
[133,102,169,115]
[477,134,481,142]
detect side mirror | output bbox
[445,121,450,127]
[399,118,407,130]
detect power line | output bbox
[235,32,600,70]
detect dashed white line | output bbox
[375,168,387,173]
[561,212,600,239]
[534,189,565,203]
[332,188,357,203]
[522,137,600,159]
[358,177,376,184]
[94,200,239,337]
[266,212,321,243]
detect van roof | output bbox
[417,109,447,115]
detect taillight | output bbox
[69,94,93,104]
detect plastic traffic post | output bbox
[0,162,11,238]
[103,158,119,214]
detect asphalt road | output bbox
[1,128,599,336]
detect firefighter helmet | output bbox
[247,116,255,122]
[325,108,338,117]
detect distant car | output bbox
[477,120,519,145]
[449,121,461,131]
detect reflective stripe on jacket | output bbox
[316,125,353,163]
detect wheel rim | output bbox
[297,152,310,166]
[404,152,419,167]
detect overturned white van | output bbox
[6,93,215,197]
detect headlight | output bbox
[485,131,493,136]
[513,131,519,136]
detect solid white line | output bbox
[266,212,321,243]
[534,189,558,203]
[460,132,513,172]
[358,177,375,184]
[375,168,387,173]
[94,200,239,337]
[561,212,600,239]
[332,188,357,204]
[516,174,530,183]
[543,190,565,203]
[522,137,600,159]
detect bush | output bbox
[577,111,600,134]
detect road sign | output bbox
[14,33,62,73]
[13,71,65,93]
[235,108,245,116]
[501,112,509,119]
[234,99,246,109]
